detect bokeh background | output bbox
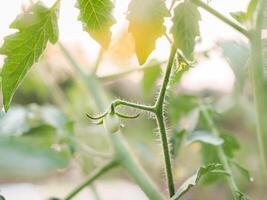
[0,0,266,199]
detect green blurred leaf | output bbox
[169,95,198,124]
[170,129,186,158]
[142,59,161,98]
[0,137,69,179]
[0,104,73,136]
[76,0,115,48]
[219,41,249,90]
[230,0,258,25]
[200,144,222,184]
[171,1,201,59]
[221,133,240,158]
[170,164,226,200]
[231,160,253,182]
[0,106,31,136]
[230,12,247,24]
[127,0,169,64]
[22,124,58,147]
[185,130,224,146]
[0,2,59,111]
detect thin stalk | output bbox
[91,184,101,200]
[190,0,250,38]
[91,48,104,75]
[113,99,155,113]
[99,61,166,82]
[59,42,164,200]
[64,159,119,200]
[199,101,240,199]
[154,44,177,197]
[249,0,267,177]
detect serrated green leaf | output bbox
[76,0,115,48]
[170,163,226,200]
[127,0,169,64]
[0,1,60,112]
[171,1,201,59]
[185,130,224,146]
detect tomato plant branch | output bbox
[190,0,250,38]
[59,42,164,200]
[64,159,119,200]
[98,43,177,197]
[112,99,155,113]
[199,100,241,199]
[248,0,267,177]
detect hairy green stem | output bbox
[59,42,164,200]
[190,0,250,38]
[199,101,240,199]
[155,45,177,109]
[155,44,177,197]
[64,159,119,200]
[249,0,267,177]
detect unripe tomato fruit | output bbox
[103,113,120,133]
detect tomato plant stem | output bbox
[199,101,240,199]
[249,0,267,177]
[190,0,250,38]
[155,45,177,197]
[59,42,164,200]
[64,159,119,200]
[155,45,177,110]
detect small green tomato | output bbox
[103,112,120,134]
